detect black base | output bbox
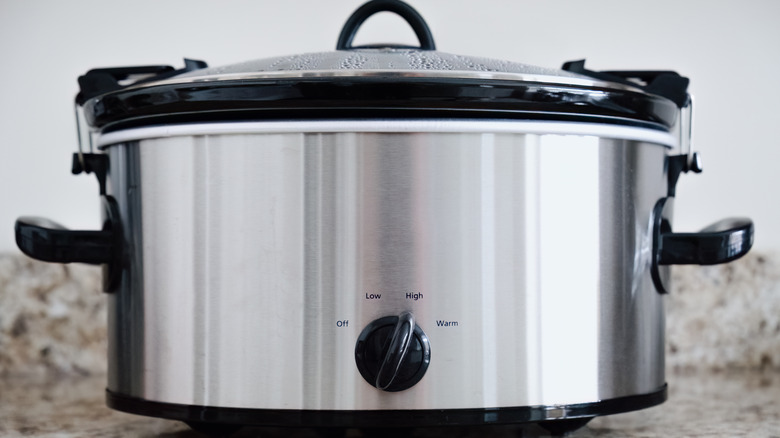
[106,384,666,429]
[538,417,594,435]
[185,421,243,437]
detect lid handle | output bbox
[336,0,436,51]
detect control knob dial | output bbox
[354,312,431,392]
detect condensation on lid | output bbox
[160,49,639,92]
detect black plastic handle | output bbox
[375,311,416,390]
[15,196,124,292]
[650,197,754,294]
[657,218,754,265]
[16,218,114,265]
[336,0,436,51]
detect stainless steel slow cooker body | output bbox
[100,120,671,412]
[15,0,754,434]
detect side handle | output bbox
[15,217,114,264]
[657,218,754,265]
[15,196,123,292]
[651,198,754,294]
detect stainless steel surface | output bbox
[104,121,670,411]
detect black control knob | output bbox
[355,312,431,392]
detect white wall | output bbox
[1,0,778,252]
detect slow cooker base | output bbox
[106,384,667,429]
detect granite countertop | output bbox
[0,369,778,437]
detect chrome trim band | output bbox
[97,120,676,148]
[119,69,643,93]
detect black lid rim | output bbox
[96,109,673,136]
[84,77,680,132]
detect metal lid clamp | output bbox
[73,100,93,182]
[72,59,208,194]
[666,95,702,198]
[561,60,701,196]
[679,96,701,173]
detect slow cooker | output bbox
[15,0,754,435]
